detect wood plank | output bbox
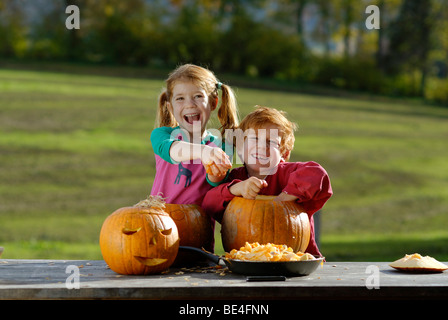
[0,259,447,300]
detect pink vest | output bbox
[150,133,220,206]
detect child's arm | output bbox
[202,168,248,223]
[150,127,231,181]
[279,162,332,214]
[202,179,241,223]
[170,141,231,182]
[150,127,178,163]
[273,192,298,202]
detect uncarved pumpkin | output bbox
[165,203,214,265]
[221,195,310,253]
[99,196,179,275]
[165,203,214,249]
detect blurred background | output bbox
[1,0,448,261]
[2,0,448,102]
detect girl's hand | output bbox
[229,177,268,199]
[202,146,231,177]
[205,162,230,178]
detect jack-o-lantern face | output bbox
[100,197,179,275]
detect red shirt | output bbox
[202,160,333,256]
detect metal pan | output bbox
[178,246,324,277]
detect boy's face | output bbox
[239,123,283,176]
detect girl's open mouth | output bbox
[184,113,200,124]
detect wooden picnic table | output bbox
[0,259,447,300]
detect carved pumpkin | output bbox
[99,196,179,275]
[221,195,310,253]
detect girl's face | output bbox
[167,80,216,139]
[238,123,283,177]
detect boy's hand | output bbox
[229,177,268,199]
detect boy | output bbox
[202,106,332,256]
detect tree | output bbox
[64,0,81,61]
[384,0,434,95]
[0,0,27,58]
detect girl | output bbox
[150,64,239,206]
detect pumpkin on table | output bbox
[164,203,214,265]
[221,195,310,253]
[99,196,179,275]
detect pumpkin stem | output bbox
[134,194,166,210]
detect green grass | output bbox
[1,65,448,261]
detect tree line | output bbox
[1,0,447,104]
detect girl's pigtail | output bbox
[217,84,239,142]
[156,90,177,128]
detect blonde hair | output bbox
[157,64,239,138]
[238,106,297,160]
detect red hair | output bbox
[238,106,297,160]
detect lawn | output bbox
[1,65,448,261]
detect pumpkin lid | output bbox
[389,253,448,271]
